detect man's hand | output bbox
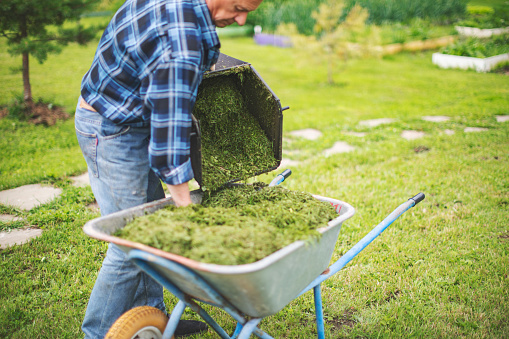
[167,182,192,207]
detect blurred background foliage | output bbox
[88,0,508,40]
[247,0,467,35]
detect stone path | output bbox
[0,174,90,249]
[359,118,396,127]
[0,214,22,223]
[496,115,509,122]
[1,113,506,249]
[281,114,505,169]
[401,130,426,140]
[71,172,91,187]
[0,184,62,211]
[464,127,489,132]
[324,141,355,156]
[0,228,43,249]
[288,128,323,140]
[422,116,450,122]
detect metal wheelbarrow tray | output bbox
[83,190,355,318]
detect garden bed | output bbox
[455,26,509,38]
[432,52,509,72]
[433,33,509,72]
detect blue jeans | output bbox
[75,99,167,339]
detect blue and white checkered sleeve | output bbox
[146,50,202,186]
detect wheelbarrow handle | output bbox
[297,193,425,297]
[409,192,425,205]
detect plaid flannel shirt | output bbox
[81,0,220,185]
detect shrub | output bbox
[379,19,456,45]
[247,0,321,35]
[455,5,508,29]
[440,33,509,58]
[248,0,466,34]
[345,0,466,24]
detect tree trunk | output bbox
[327,53,334,85]
[22,52,32,104]
[20,15,32,104]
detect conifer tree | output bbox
[0,0,99,104]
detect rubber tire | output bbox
[105,306,171,339]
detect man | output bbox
[75,0,263,337]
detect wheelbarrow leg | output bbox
[238,318,264,339]
[233,319,273,339]
[313,284,325,339]
[232,322,243,338]
[162,300,186,339]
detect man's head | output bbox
[205,0,263,28]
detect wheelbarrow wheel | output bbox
[105,306,171,339]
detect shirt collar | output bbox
[193,0,221,50]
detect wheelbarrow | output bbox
[83,54,425,338]
[83,173,425,338]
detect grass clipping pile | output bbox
[192,73,278,191]
[116,68,337,265]
[116,184,338,265]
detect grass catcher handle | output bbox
[269,169,292,187]
[190,114,202,186]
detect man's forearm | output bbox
[167,182,192,207]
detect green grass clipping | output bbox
[116,67,337,265]
[192,71,278,191]
[116,184,338,265]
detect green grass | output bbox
[468,0,509,12]
[1,31,508,338]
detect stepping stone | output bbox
[87,202,100,213]
[278,158,301,169]
[359,118,396,127]
[422,116,450,122]
[496,115,509,122]
[288,128,322,140]
[0,228,43,249]
[0,184,62,211]
[344,132,367,137]
[324,142,354,156]
[464,127,488,132]
[444,129,455,135]
[71,172,90,187]
[0,214,23,223]
[283,137,294,144]
[401,130,426,140]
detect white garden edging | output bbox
[455,26,509,38]
[432,52,509,72]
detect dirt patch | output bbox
[499,232,509,240]
[414,145,430,153]
[385,290,401,302]
[0,101,69,126]
[329,307,356,330]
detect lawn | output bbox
[1,30,508,339]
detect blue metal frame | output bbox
[128,194,424,338]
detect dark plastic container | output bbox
[190,53,285,187]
